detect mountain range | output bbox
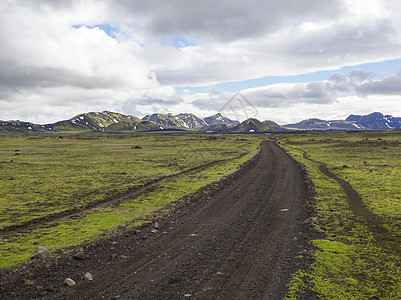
[1,111,400,134]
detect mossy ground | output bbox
[281,131,401,299]
[0,133,262,267]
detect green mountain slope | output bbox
[142,113,208,128]
[203,113,239,126]
[233,118,287,133]
[105,120,163,132]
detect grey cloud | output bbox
[327,69,401,97]
[0,60,155,92]
[139,98,181,106]
[0,63,102,90]
[113,0,344,41]
[287,20,396,56]
[357,73,401,96]
[242,81,337,109]
[327,70,377,93]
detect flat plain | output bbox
[0,133,262,267]
[1,131,401,299]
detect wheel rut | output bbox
[301,151,392,248]
[0,153,248,236]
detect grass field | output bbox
[0,133,262,267]
[280,130,401,299]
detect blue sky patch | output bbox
[73,24,118,39]
[175,59,401,94]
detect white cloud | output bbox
[1,0,401,123]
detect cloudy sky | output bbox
[1,0,401,124]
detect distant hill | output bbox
[1,111,158,133]
[142,113,207,128]
[203,113,239,126]
[285,118,365,131]
[0,121,49,133]
[142,112,238,128]
[232,118,288,133]
[346,112,401,130]
[2,111,401,133]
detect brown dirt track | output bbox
[0,141,314,300]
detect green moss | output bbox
[281,131,401,299]
[0,134,263,267]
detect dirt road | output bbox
[1,141,311,300]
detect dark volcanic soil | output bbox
[1,141,314,300]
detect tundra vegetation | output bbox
[281,130,401,299]
[0,133,262,267]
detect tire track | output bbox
[0,152,248,236]
[301,151,391,246]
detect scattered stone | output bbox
[121,255,128,259]
[111,241,117,245]
[31,247,50,260]
[83,272,93,281]
[280,209,289,212]
[184,294,192,297]
[216,272,223,275]
[133,229,141,235]
[189,234,197,237]
[153,222,160,229]
[73,251,85,260]
[150,228,158,234]
[64,278,76,287]
[111,253,118,259]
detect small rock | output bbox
[184,294,192,297]
[31,247,50,260]
[73,251,85,260]
[153,222,160,229]
[134,229,141,235]
[83,272,93,281]
[111,241,117,245]
[150,228,158,234]
[64,278,76,287]
[216,272,223,275]
[280,209,289,212]
[121,255,128,259]
[111,253,118,259]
